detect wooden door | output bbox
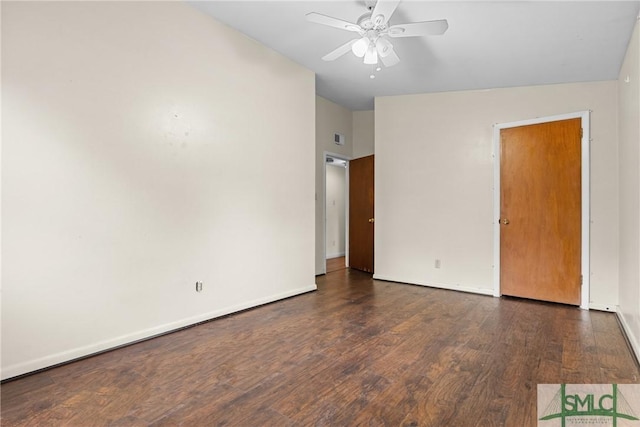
[500,118,581,305]
[349,155,374,273]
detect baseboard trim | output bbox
[1,284,318,381]
[616,307,640,366]
[373,275,493,296]
[589,303,616,312]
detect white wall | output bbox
[375,81,619,308]
[353,110,375,159]
[315,96,352,274]
[1,1,316,380]
[325,164,346,258]
[618,19,640,357]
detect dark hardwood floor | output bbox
[326,256,346,273]
[2,268,639,426]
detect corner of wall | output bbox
[352,110,375,159]
[617,15,640,364]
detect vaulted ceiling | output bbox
[192,1,640,110]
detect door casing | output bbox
[492,111,591,309]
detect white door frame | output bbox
[492,111,591,309]
[323,151,351,274]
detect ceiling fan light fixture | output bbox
[376,37,393,58]
[352,37,370,58]
[364,43,378,64]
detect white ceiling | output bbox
[191,1,640,111]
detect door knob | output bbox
[368,218,375,223]
[500,218,510,225]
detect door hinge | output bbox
[580,128,583,138]
[580,275,583,285]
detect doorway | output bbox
[324,154,349,273]
[493,112,590,309]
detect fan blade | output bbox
[370,0,400,27]
[387,19,448,37]
[380,48,400,67]
[306,12,363,33]
[322,39,359,61]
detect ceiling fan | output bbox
[306,0,448,68]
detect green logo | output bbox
[539,384,639,426]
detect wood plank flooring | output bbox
[326,256,346,273]
[2,268,639,426]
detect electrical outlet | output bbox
[435,259,441,269]
[195,281,203,292]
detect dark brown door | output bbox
[349,155,374,273]
[500,118,581,305]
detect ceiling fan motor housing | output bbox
[357,13,387,32]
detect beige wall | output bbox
[353,110,375,159]
[618,19,640,357]
[375,81,619,308]
[325,164,346,258]
[1,1,316,379]
[315,96,352,274]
